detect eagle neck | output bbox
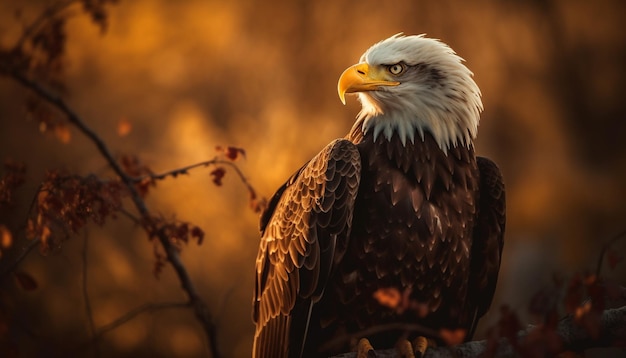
[346,109,473,155]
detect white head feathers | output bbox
[355,34,483,151]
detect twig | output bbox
[0,237,40,278]
[65,301,190,357]
[16,0,78,50]
[595,229,626,277]
[220,159,258,198]
[7,70,221,358]
[134,157,258,198]
[133,158,222,181]
[81,230,99,358]
[94,301,190,339]
[0,183,45,278]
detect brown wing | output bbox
[466,156,506,339]
[252,139,361,358]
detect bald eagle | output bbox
[252,34,505,357]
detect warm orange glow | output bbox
[1,1,625,357]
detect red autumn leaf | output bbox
[372,287,402,309]
[225,146,245,161]
[191,226,204,245]
[574,301,592,320]
[215,145,246,161]
[210,167,226,186]
[439,328,466,346]
[176,222,189,241]
[0,161,26,208]
[40,225,52,246]
[14,271,38,291]
[0,225,12,249]
[54,124,71,144]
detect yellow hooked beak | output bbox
[337,63,400,105]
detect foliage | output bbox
[0,1,262,357]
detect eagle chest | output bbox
[333,135,480,325]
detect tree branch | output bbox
[15,0,78,50]
[0,182,43,278]
[330,306,626,358]
[135,157,260,209]
[0,237,40,280]
[94,301,190,340]
[65,301,190,357]
[5,69,221,358]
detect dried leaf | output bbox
[225,146,245,161]
[191,226,204,245]
[439,328,466,346]
[0,225,12,249]
[574,301,592,320]
[210,167,226,186]
[14,271,38,291]
[372,287,401,309]
[54,124,71,143]
[0,160,27,208]
[216,145,246,161]
[40,225,52,245]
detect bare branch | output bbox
[0,237,40,278]
[0,182,44,278]
[132,158,222,181]
[5,69,221,358]
[330,305,626,358]
[66,301,190,357]
[135,158,259,203]
[95,301,190,339]
[15,0,78,51]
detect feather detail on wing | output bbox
[253,139,361,358]
[466,156,506,339]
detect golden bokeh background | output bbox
[1,0,625,357]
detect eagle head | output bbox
[338,34,483,151]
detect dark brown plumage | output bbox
[252,34,505,357]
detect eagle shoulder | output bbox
[252,138,361,358]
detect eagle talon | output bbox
[413,336,436,358]
[357,338,376,358]
[396,339,415,358]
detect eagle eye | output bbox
[387,63,405,75]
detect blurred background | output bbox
[0,0,625,357]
